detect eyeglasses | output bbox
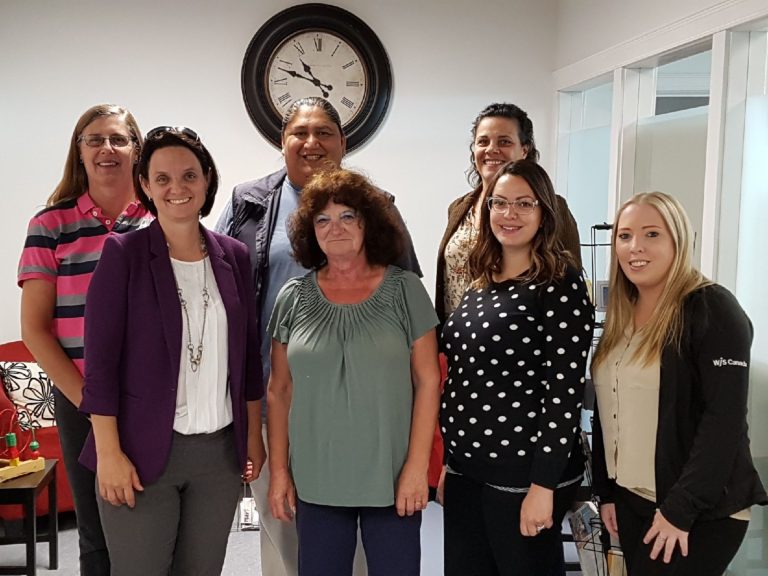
[146,126,200,141]
[77,134,134,148]
[313,211,359,229]
[487,196,539,216]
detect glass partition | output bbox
[557,79,613,281]
[632,49,712,265]
[556,23,768,575]
[720,30,768,575]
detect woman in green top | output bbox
[267,168,440,576]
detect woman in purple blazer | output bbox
[79,127,265,576]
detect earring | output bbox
[79,158,83,164]
[147,196,153,203]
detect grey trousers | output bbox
[97,426,242,576]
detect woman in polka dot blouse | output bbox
[440,160,594,576]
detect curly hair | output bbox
[289,169,405,269]
[469,160,573,288]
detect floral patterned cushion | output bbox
[0,361,55,430]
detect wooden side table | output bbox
[0,459,58,576]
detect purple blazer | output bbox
[79,220,263,484]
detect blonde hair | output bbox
[47,104,142,206]
[592,192,710,368]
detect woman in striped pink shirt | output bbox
[18,104,152,576]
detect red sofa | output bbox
[0,340,75,519]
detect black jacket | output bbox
[592,284,767,530]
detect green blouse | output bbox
[269,266,438,507]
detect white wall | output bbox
[553,0,768,88]
[0,0,557,344]
[555,0,728,69]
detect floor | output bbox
[0,504,443,576]
[1,505,583,575]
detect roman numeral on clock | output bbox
[277,93,292,105]
[342,60,356,70]
[313,36,322,51]
[340,97,355,109]
[293,41,305,55]
[273,77,288,86]
[346,81,361,87]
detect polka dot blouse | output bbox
[440,266,595,490]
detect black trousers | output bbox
[444,473,578,576]
[614,486,748,576]
[53,388,110,576]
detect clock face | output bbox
[242,4,392,152]
[266,30,369,126]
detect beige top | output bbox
[442,210,478,315]
[593,330,660,495]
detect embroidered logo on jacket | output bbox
[712,357,748,368]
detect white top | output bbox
[170,257,232,434]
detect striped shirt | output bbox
[17,193,152,375]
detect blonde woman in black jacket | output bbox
[591,191,766,575]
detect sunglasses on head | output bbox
[145,126,200,142]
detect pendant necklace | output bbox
[176,234,209,372]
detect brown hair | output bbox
[466,102,539,190]
[289,169,404,269]
[469,160,573,288]
[136,128,219,217]
[48,104,142,206]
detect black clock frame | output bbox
[242,3,392,152]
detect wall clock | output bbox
[242,3,393,152]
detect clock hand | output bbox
[299,58,315,77]
[277,66,313,82]
[277,67,331,97]
[299,58,334,91]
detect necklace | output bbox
[175,234,209,372]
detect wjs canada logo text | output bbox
[712,357,748,368]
